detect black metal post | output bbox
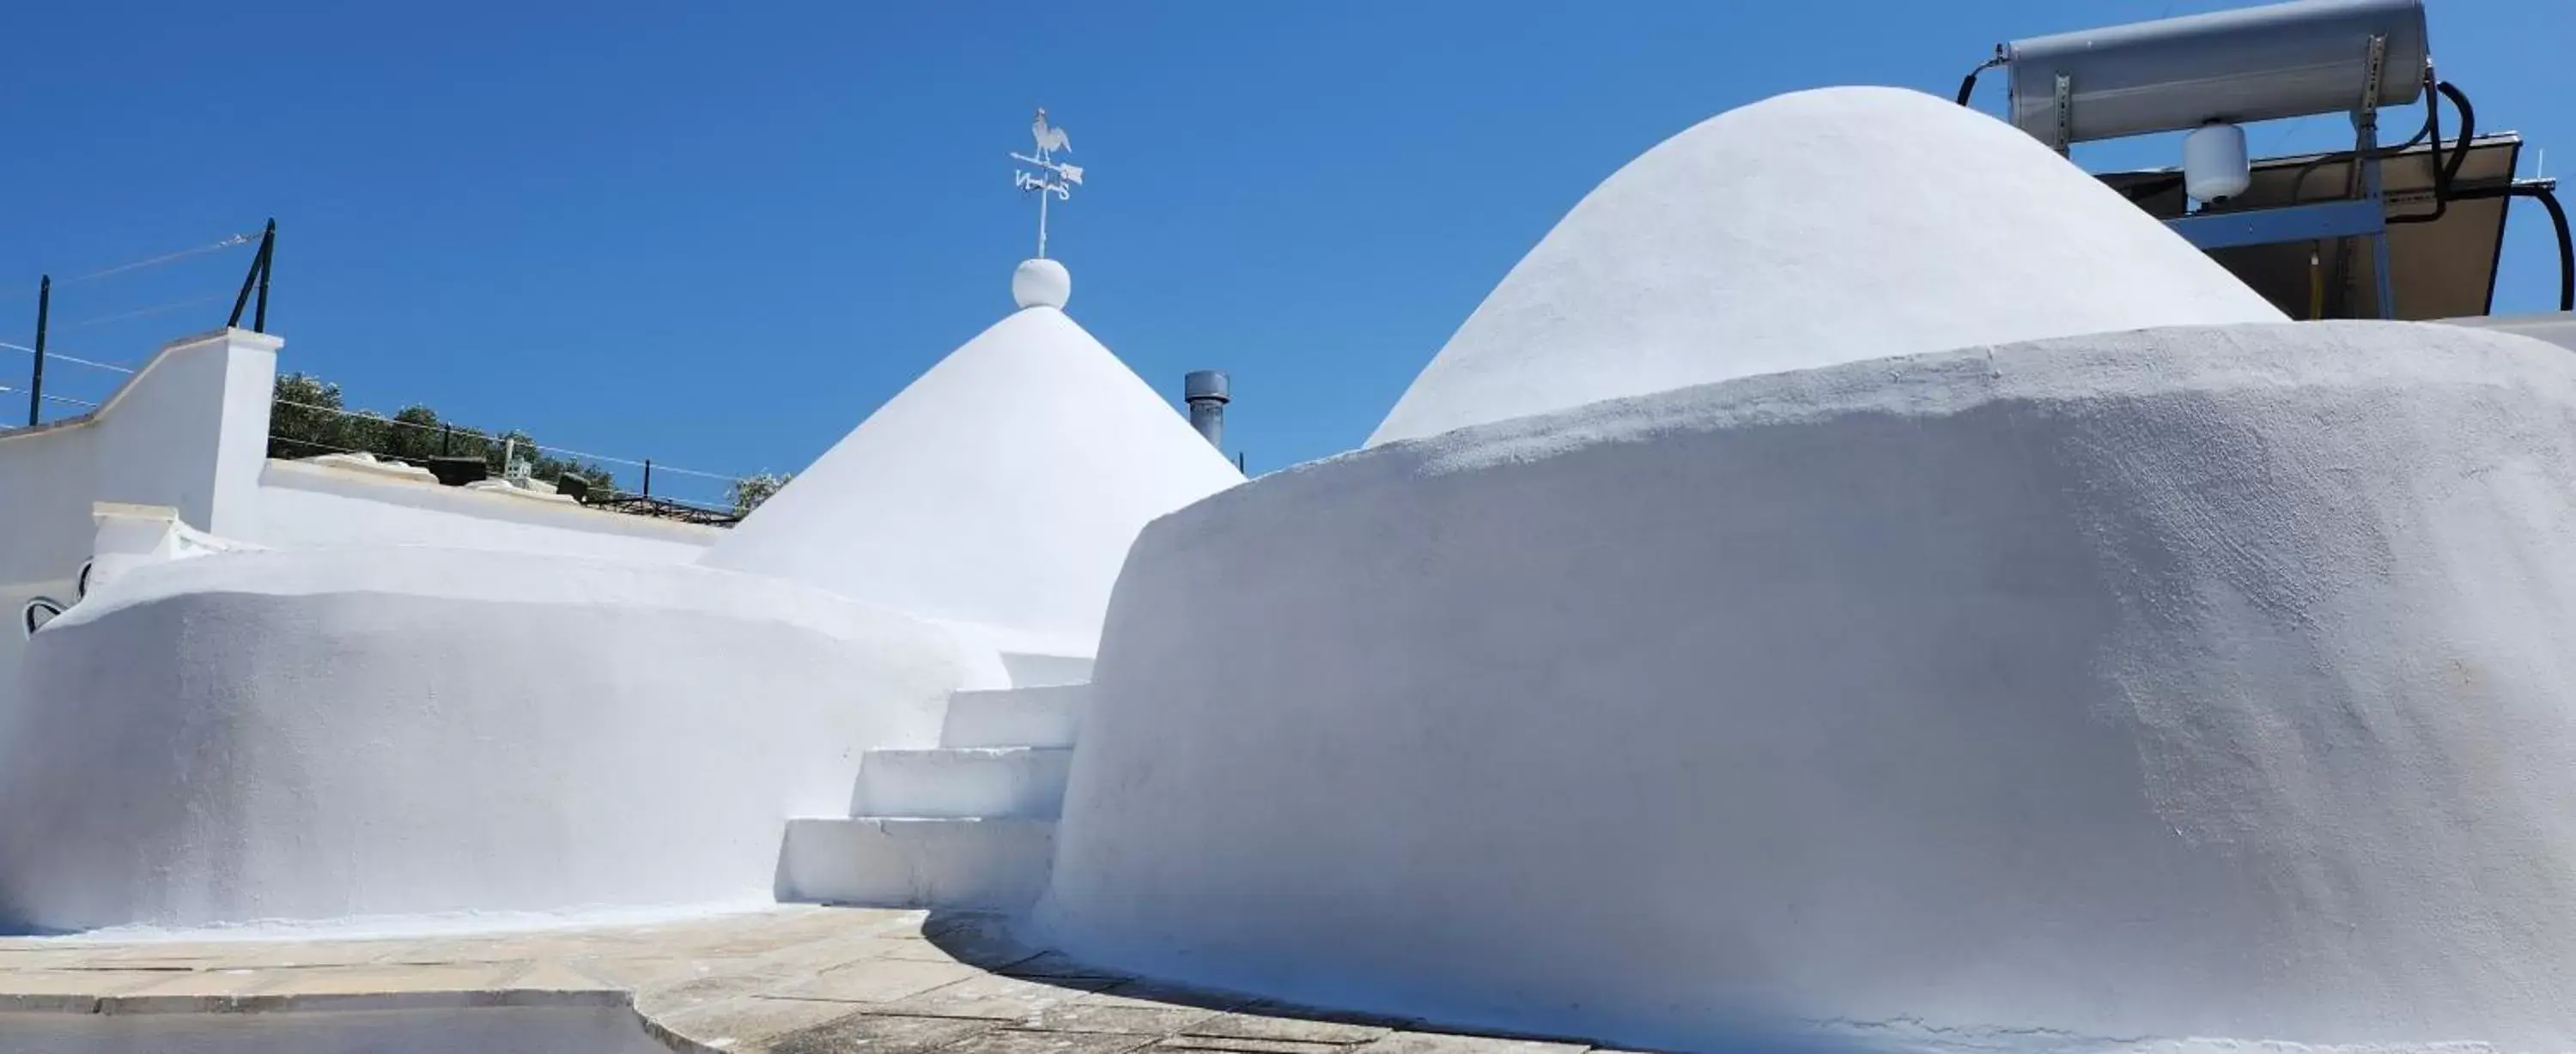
[27,276,48,427]
[228,219,276,332]
[253,218,273,332]
[1236,451,1246,474]
[642,459,653,498]
[441,423,453,456]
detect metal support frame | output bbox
[2051,74,2073,154]
[2167,198,2386,251]
[2154,33,2403,318]
[2339,33,2398,319]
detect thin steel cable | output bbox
[0,389,100,409]
[268,397,743,482]
[55,291,235,331]
[0,341,136,373]
[267,429,739,514]
[0,232,258,300]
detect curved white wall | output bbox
[704,303,1242,655]
[0,547,997,930]
[1368,87,2284,446]
[1042,322,2576,1051]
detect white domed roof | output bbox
[1368,86,2285,446]
[703,273,1242,651]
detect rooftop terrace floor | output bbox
[0,906,1607,1054]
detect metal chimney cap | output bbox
[1184,370,1230,403]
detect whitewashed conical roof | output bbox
[703,263,1242,652]
[1368,86,2285,446]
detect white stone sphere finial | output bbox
[1013,257,1072,310]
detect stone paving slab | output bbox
[0,906,1626,1054]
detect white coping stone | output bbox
[852,748,1072,821]
[702,283,1243,654]
[301,451,440,484]
[1367,86,2285,446]
[779,816,1056,910]
[1038,320,2576,1052]
[941,684,1091,749]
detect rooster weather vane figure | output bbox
[1012,107,1084,258]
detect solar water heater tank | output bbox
[2005,0,2427,148]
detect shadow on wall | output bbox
[905,912,1889,1054]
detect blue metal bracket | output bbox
[2165,197,2385,251]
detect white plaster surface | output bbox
[250,457,717,564]
[1367,87,2286,446]
[851,747,1072,820]
[702,295,1243,653]
[0,330,279,726]
[941,683,1089,748]
[0,546,993,930]
[1,329,718,738]
[1041,321,2576,1051]
[780,816,1055,909]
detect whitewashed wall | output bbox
[252,459,716,563]
[2,328,720,718]
[1041,322,2576,1052]
[0,547,999,930]
[0,329,278,709]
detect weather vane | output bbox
[1012,107,1084,258]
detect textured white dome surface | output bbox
[1368,86,2285,446]
[1043,321,2576,1051]
[703,303,1242,651]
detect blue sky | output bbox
[3,1,2568,501]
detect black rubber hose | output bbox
[2454,183,2574,312]
[1957,57,2004,106]
[2439,82,2475,188]
[2390,80,2449,225]
[2388,81,2474,226]
[2529,184,2573,312]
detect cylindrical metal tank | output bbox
[1184,369,1229,451]
[2184,122,2253,202]
[2005,0,2427,147]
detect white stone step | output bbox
[780,816,1054,910]
[851,747,1072,820]
[999,652,1093,688]
[941,684,1090,748]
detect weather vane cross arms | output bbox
[1012,107,1085,259]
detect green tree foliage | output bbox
[268,372,617,496]
[727,471,794,514]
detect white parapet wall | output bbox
[1037,321,2576,1051]
[0,545,1003,930]
[252,457,719,563]
[1,326,725,734]
[0,329,278,718]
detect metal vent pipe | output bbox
[1184,370,1228,451]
